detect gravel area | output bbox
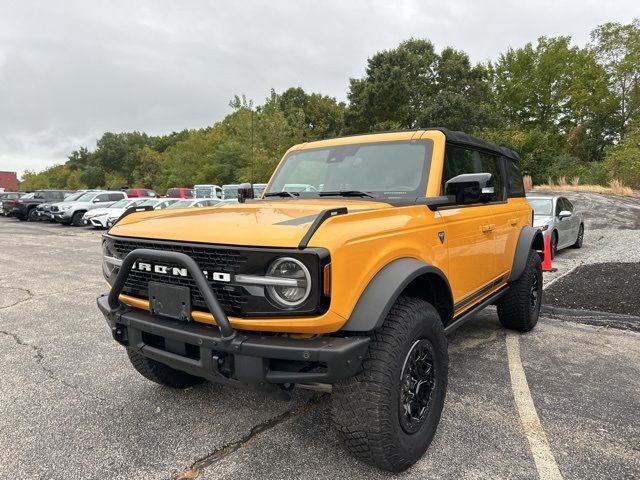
[543,229,640,286]
[545,263,640,315]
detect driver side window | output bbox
[441,146,505,201]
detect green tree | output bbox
[603,119,640,187]
[279,87,346,140]
[345,39,496,134]
[590,19,640,132]
[494,36,614,162]
[345,38,439,132]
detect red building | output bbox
[0,171,19,191]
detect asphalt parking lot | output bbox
[1,204,639,480]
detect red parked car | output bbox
[125,188,158,198]
[164,187,194,198]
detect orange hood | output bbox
[108,199,393,248]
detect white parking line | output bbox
[506,332,563,480]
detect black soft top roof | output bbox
[434,128,521,161]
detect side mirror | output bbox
[444,173,495,205]
[237,183,254,204]
[558,210,572,219]
[92,198,100,203]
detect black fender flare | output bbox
[341,258,453,332]
[508,226,544,282]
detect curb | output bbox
[541,305,640,332]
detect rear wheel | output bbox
[572,224,584,248]
[497,250,542,332]
[126,348,206,388]
[332,297,448,472]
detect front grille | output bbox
[114,238,249,315]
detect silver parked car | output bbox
[52,190,127,226]
[527,195,584,258]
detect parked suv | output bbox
[126,188,158,198]
[0,192,23,216]
[36,190,90,221]
[53,190,127,226]
[13,190,70,221]
[97,129,543,472]
[164,187,194,198]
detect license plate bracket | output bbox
[148,281,191,321]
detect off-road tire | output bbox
[497,250,542,332]
[126,348,206,388]
[571,224,584,248]
[28,208,39,221]
[332,296,448,472]
[71,211,85,227]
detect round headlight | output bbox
[266,257,311,308]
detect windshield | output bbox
[110,199,131,209]
[21,193,35,199]
[529,199,553,216]
[194,186,214,198]
[266,140,432,199]
[223,186,238,200]
[156,199,178,209]
[63,192,85,202]
[167,200,193,209]
[76,192,98,202]
[136,199,158,207]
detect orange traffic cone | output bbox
[541,234,557,272]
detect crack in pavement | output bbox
[0,283,105,310]
[172,394,326,480]
[0,286,34,310]
[0,329,109,402]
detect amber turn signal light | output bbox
[323,263,331,297]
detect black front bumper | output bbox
[97,295,369,387]
[96,248,368,389]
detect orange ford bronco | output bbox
[97,129,544,472]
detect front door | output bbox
[439,145,502,312]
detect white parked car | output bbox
[102,198,181,228]
[83,198,146,227]
[166,198,220,209]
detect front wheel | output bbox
[28,209,39,221]
[332,297,448,472]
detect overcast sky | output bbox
[1,0,638,177]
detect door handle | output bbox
[482,224,495,233]
[509,218,519,226]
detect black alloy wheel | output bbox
[399,339,436,434]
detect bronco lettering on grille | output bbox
[132,261,231,282]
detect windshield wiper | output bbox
[264,191,299,198]
[318,190,376,198]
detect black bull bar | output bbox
[107,248,236,341]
